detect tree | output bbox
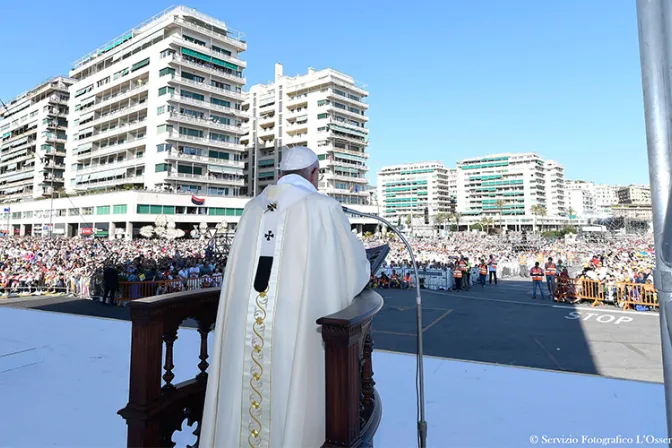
[531,204,546,232]
[496,199,505,230]
[405,215,412,226]
[481,217,495,233]
[451,212,462,232]
[567,206,575,224]
[433,212,449,235]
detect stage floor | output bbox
[0,306,666,447]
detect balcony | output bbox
[328,147,370,159]
[79,119,147,145]
[169,55,246,85]
[42,162,66,171]
[168,76,245,101]
[328,132,368,146]
[325,173,369,184]
[75,157,144,175]
[47,95,68,105]
[323,186,370,196]
[80,137,146,160]
[165,172,245,185]
[90,84,148,113]
[117,285,382,447]
[73,174,144,190]
[171,35,247,69]
[323,159,370,171]
[167,94,245,118]
[327,89,369,109]
[328,106,369,122]
[173,16,247,51]
[166,112,246,134]
[163,151,244,168]
[87,103,147,128]
[165,132,244,151]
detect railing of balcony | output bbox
[167,94,245,117]
[118,286,383,448]
[170,55,246,85]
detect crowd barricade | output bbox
[557,278,658,311]
[0,276,73,297]
[118,275,223,305]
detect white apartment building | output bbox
[618,184,651,205]
[378,161,453,221]
[447,168,458,212]
[545,160,566,217]
[242,63,370,204]
[65,6,247,198]
[565,180,596,218]
[594,184,622,215]
[456,153,567,229]
[0,77,73,201]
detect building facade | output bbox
[377,161,453,221]
[65,6,247,198]
[455,153,567,228]
[0,77,73,201]
[565,180,596,218]
[594,184,622,216]
[242,63,370,204]
[618,184,651,205]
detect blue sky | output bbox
[0,0,647,186]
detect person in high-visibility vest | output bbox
[462,257,471,291]
[478,259,488,287]
[488,254,498,285]
[530,262,545,299]
[545,257,557,297]
[453,260,463,290]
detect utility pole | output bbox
[637,0,672,436]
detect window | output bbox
[155,163,171,173]
[156,143,172,152]
[182,71,205,83]
[163,206,175,215]
[96,206,110,215]
[177,165,203,175]
[334,102,346,110]
[131,58,150,72]
[318,100,327,106]
[317,126,327,132]
[211,97,230,107]
[157,106,165,115]
[159,67,175,77]
[150,205,162,214]
[179,127,202,137]
[159,86,175,96]
[113,68,129,80]
[184,35,206,46]
[113,204,127,214]
[348,107,360,114]
[97,77,110,87]
[210,114,230,125]
[334,89,346,97]
[208,187,229,196]
[180,107,203,118]
[211,45,231,56]
[209,150,230,160]
[81,207,93,216]
[137,204,150,214]
[210,132,229,142]
[75,85,93,97]
[157,124,173,134]
[317,113,328,119]
[181,89,204,101]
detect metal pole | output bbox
[636,0,672,439]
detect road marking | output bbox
[417,289,659,318]
[564,311,637,324]
[422,309,453,333]
[533,337,565,370]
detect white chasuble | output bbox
[200,178,370,448]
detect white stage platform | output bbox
[0,307,666,447]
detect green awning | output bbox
[131,58,150,72]
[1,132,10,139]
[181,47,211,63]
[334,152,366,163]
[330,123,368,137]
[212,58,238,71]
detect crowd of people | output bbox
[364,231,656,292]
[0,231,656,305]
[0,237,224,298]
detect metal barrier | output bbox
[557,278,658,311]
[118,275,223,305]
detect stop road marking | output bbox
[565,311,633,325]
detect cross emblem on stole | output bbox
[264,231,274,241]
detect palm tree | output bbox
[567,206,575,224]
[495,199,505,231]
[531,204,544,232]
[480,217,495,233]
[452,212,462,232]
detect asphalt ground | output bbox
[0,278,662,383]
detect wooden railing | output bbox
[118,287,384,448]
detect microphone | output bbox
[342,206,428,448]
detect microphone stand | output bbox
[343,206,428,448]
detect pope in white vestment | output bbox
[200,146,371,448]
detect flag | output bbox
[3,208,9,213]
[191,194,205,205]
